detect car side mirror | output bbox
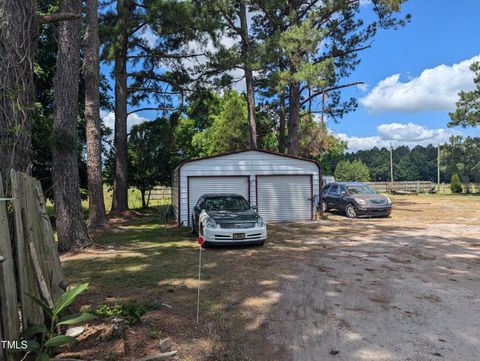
[251,205,257,210]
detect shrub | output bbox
[450,174,463,193]
[93,299,160,325]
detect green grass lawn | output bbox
[62,210,195,296]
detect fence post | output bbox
[0,174,20,361]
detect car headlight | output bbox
[206,217,218,229]
[386,197,392,204]
[354,198,367,205]
[257,217,266,227]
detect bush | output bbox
[334,160,370,182]
[450,174,463,193]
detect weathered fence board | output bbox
[24,176,54,306]
[33,179,64,301]
[11,170,44,327]
[0,171,65,360]
[0,174,19,361]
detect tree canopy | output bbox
[449,62,480,128]
[334,160,370,182]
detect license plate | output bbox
[233,233,245,240]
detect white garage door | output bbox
[188,176,249,225]
[257,175,312,222]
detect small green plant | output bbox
[147,325,162,339]
[93,299,159,325]
[450,174,463,193]
[17,283,96,360]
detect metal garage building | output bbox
[171,150,322,226]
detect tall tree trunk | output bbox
[111,0,130,212]
[278,90,286,153]
[0,0,36,186]
[140,189,146,209]
[52,0,91,252]
[238,0,257,149]
[288,79,300,156]
[84,0,107,228]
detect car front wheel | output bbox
[345,204,358,218]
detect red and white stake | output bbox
[196,236,205,324]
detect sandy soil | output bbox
[265,196,480,361]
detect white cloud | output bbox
[139,26,158,48]
[357,82,368,92]
[101,111,151,137]
[337,122,457,152]
[360,55,480,113]
[377,122,451,142]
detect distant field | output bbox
[81,187,171,214]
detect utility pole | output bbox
[390,143,394,183]
[437,144,441,192]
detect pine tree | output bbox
[52,0,91,251]
[251,0,409,155]
[194,0,258,149]
[450,174,463,194]
[102,0,207,212]
[84,0,107,229]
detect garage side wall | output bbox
[171,169,179,222]
[177,151,320,225]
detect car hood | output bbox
[206,209,259,222]
[351,194,389,203]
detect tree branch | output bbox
[127,107,178,116]
[127,52,205,60]
[315,44,372,65]
[206,0,242,36]
[128,72,185,90]
[127,87,181,95]
[300,81,364,106]
[128,21,148,38]
[37,13,80,25]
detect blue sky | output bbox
[330,0,480,151]
[101,0,480,151]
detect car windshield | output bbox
[346,185,376,195]
[205,196,250,212]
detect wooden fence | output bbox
[0,170,65,361]
[148,186,171,200]
[366,181,435,194]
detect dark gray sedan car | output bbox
[322,182,392,218]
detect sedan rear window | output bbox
[205,196,250,211]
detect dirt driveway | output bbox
[263,196,480,361]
